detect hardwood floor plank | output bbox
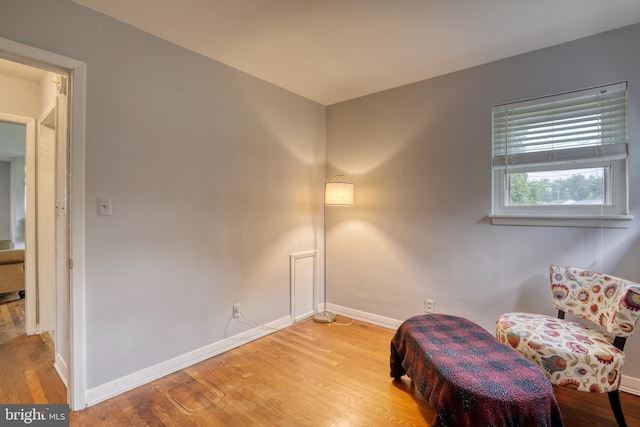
[0,299,25,344]
[0,298,67,407]
[0,303,12,327]
[24,368,47,403]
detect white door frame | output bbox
[0,36,87,410]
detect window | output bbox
[490,82,631,228]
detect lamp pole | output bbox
[314,175,353,323]
[314,197,336,322]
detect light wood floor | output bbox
[2,298,640,426]
[0,297,67,404]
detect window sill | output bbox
[489,214,633,228]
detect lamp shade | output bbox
[325,181,354,206]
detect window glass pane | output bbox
[507,167,605,206]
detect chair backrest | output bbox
[0,249,25,265]
[550,264,640,338]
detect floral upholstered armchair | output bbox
[496,265,640,427]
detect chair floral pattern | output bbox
[496,265,640,394]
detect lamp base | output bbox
[313,311,336,323]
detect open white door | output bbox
[54,78,70,385]
[37,104,57,335]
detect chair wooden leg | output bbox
[608,389,627,427]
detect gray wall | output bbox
[0,0,326,389]
[327,24,640,379]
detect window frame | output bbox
[490,83,632,228]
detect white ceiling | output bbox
[74,1,640,105]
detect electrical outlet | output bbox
[233,303,241,319]
[425,299,435,313]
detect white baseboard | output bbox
[54,353,69,387]
[620,375,640,396]
[85,315,291,407]
[326,303,403,330]
[294,310,314,323]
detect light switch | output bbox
[98,197,112,216]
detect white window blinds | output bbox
[492,82,628,168]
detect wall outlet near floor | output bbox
[233,303,241,318]
[425,299,435,313]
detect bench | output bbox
[390,314,563,427]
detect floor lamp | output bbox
[314,175,354,323]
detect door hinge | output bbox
[68,259,73,269]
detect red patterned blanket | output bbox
[390,314,563,427]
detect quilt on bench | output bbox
[390,314,563,427]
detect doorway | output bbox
[0,35,87,411]
[0,59,67,374]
